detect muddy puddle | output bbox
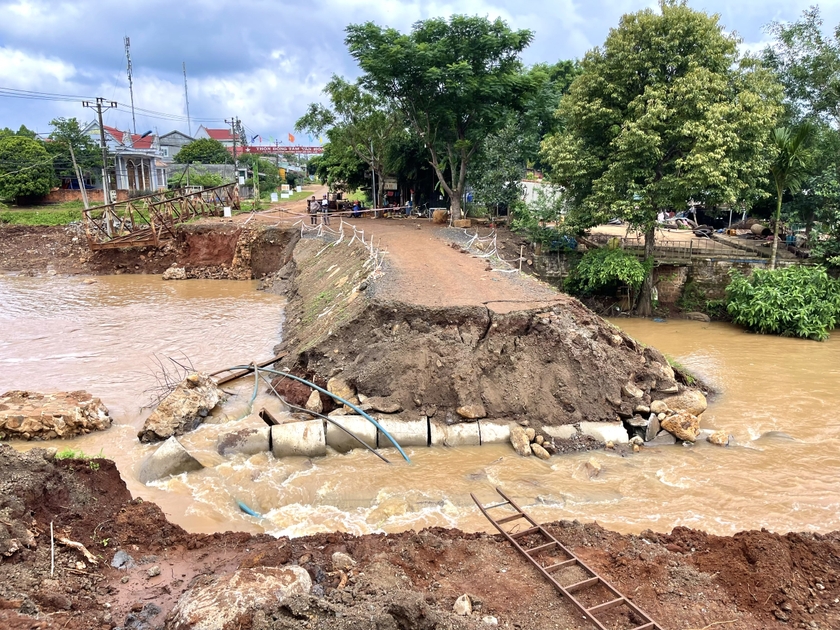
[4,275,840,538]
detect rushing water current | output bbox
[3,274,840,538]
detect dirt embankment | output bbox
[0,222,298,280]
[2,445,839,630]
[270,234,700,430]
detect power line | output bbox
[0,86,225,125]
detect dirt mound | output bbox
[273,236,695,428]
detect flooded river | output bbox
[3,274,840,538]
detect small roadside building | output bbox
[159,130,193,163]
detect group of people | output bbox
[308,195,363,224]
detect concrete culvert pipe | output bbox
[430,421,480,447]
[325,415,377,453]
[271,420,326,458]
[376,417,429,448]
[478,420,513,445]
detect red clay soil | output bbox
[2,445,838,630]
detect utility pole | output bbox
[67,144,89,210]
[83,98,118,232]
[225,116,240,184]
[124,37,137,134]
[254,159,259,209]
[182,62,192,137]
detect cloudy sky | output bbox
[1,0,838,142]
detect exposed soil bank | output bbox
[0,222,298,280]
[3,445,839,630]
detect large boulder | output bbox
[169,566,311,630]
[137,373,225,443]
[509,425,531,456]
[138,436,204,483]
[0,390,111,440]
[662,389,707,417]
[661,411,701,442]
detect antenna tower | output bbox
[124,36,137,134]
[183,62,192,137]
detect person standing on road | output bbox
[308,195,320,225]
[321,194,330,226]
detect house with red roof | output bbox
[82,122,168,195]
[194,125,236,148]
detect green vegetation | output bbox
[0,134,55,202]
[0,207,84,225]
[565,248,649,296]
[55,447,104,469]
[726,266,840,340]
[173,138,232,164]
[664,354,697,385]
[543,1,782,314]
[346,15,534,219]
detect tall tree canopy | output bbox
[173,138,232,164]
[764,6,840,126]
[296,76,399,205]
[0,135,54,202]
[346,15,534,219]
[543,0,782,314]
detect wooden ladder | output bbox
[471,487,663,630]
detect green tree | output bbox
[764,7,840,126]
[47,117,101,183]
[543,0,782,314]
[311,140,368,193]
[0,135,54,202]
[238,154,283,192]
[173,138,232,164]
[346,15,534,219]
[296,76,399,204]
[768,124,815,269]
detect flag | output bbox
[307,134,313,143]
[251,134,259,143]
[288,132,295,143]
[318,136,323,144]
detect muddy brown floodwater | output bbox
[3,274,840,540]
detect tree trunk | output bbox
[450,193,462,220]
[769,191,782,270]
[634,225,656,317]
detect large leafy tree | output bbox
[47,117,101,183]
[173,138,232,164]
[543,0,782,314]
[0,135,54,202]
[345,15,534,219]
[296,76,400,205]
[763,7,840,267]
[764,7,840,126]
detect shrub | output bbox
[565,247,649,295]
[726,265,840,340]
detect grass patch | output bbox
[664,354,696,386]
[0,208,84,225]
[55,447,103,460]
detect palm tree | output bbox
[768,124,814,269]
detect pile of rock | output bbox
[623,388,732,447]
[0,390,111,440]
[509,425,555,460]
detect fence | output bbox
[619,236,768,262]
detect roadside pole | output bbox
[67,144,89,210]
[83,98,117,235]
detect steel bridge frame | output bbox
[83,183,239,251]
